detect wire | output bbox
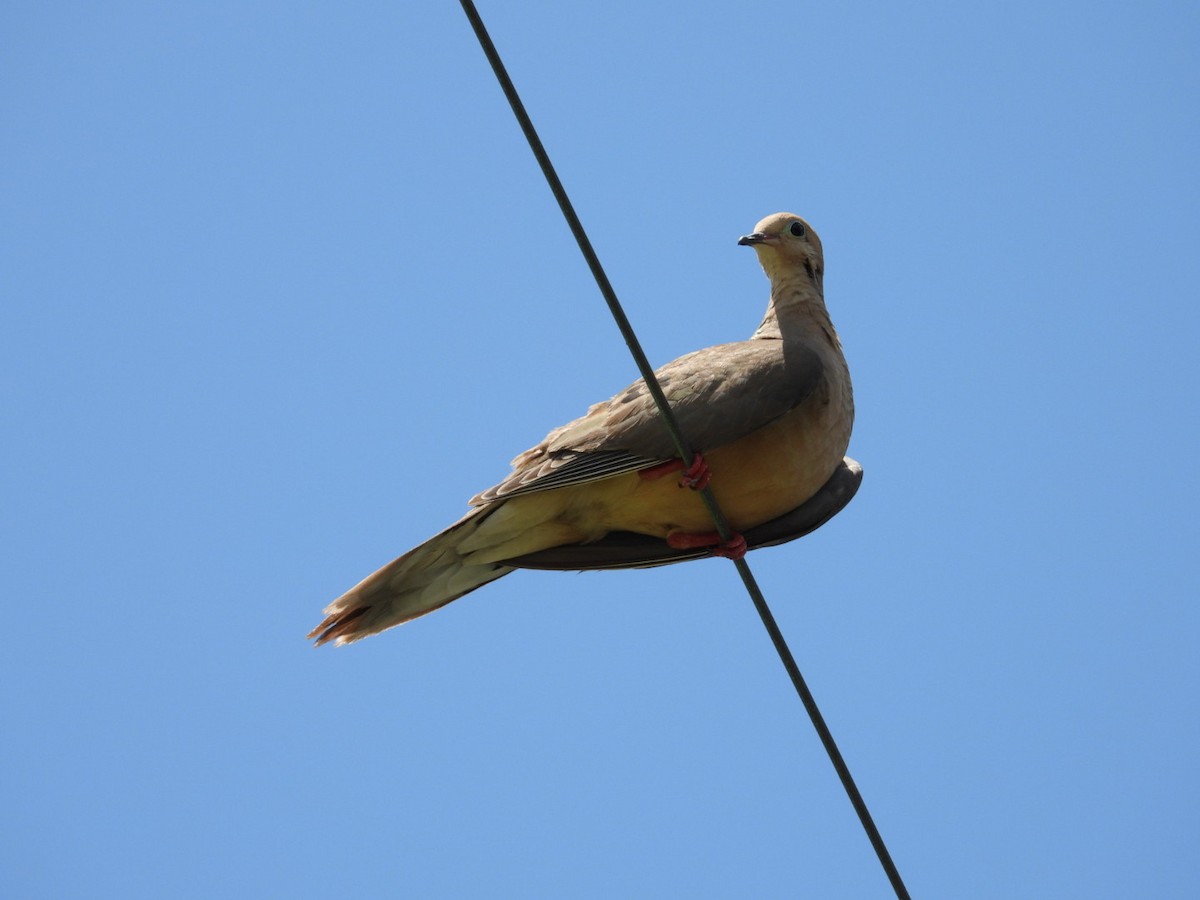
[457,3,910,897]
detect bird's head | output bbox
[738,212,824,288]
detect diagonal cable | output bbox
[457,3,909,897]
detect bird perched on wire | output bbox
[309,212,857,646]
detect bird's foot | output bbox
[638,452,712,490]
[666,529,747,560]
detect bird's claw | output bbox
[638,452,711,490]
[665,529,747,561]
[711,533,747,560]
[678,453,712,490]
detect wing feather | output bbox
[471,338,823,505]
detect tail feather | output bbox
[309,507,515,646]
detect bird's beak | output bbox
[738,232,772,246]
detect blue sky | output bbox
[3,2,1198,897]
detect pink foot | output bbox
[666,529,747,560]
[638,452,711,490]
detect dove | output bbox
[309,212,857,645]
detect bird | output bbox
[309,212,856,646]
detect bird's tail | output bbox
[308,506,515,646]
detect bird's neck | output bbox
[751,275,839,350]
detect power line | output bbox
[456,3,909,897]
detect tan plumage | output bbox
[309,213,855,645]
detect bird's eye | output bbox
[789,221,806,237]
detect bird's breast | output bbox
[571,371,854,539]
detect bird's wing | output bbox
[471,338,824,505]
